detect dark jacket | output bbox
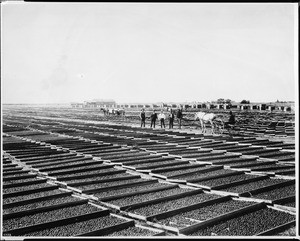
[140,112,146,120]
[150,113,158,121]
[176,110,183,119]
[229,114,236,124]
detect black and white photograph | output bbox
[1,2,298,239]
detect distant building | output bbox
[71,102,84,108]
[86,99,116,108]
[72,100,294,112]
[71,99,116,108]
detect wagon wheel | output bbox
[217,120,224,134]
[213,124,220,135]
[213,119,224,135]
[192,118,201,129]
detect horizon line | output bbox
[2,100,295,105]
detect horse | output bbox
[107,108,115,115]
[194,112,224,134]
[100,108,108,116]
[102,108,126,116]
[114,108,125,116]
[100,108,115,116]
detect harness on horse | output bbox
[194,112,224,134]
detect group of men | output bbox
[140,109,236,130]
[140,108,183,129]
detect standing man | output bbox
[225,111,236,128]
[176,108,183,129]
[158,110,166,128]
[150,110,158,128]
[140,109,146,127]
[169,109,175,129]
[122,108,126,121]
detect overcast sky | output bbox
[2,3,297,104]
